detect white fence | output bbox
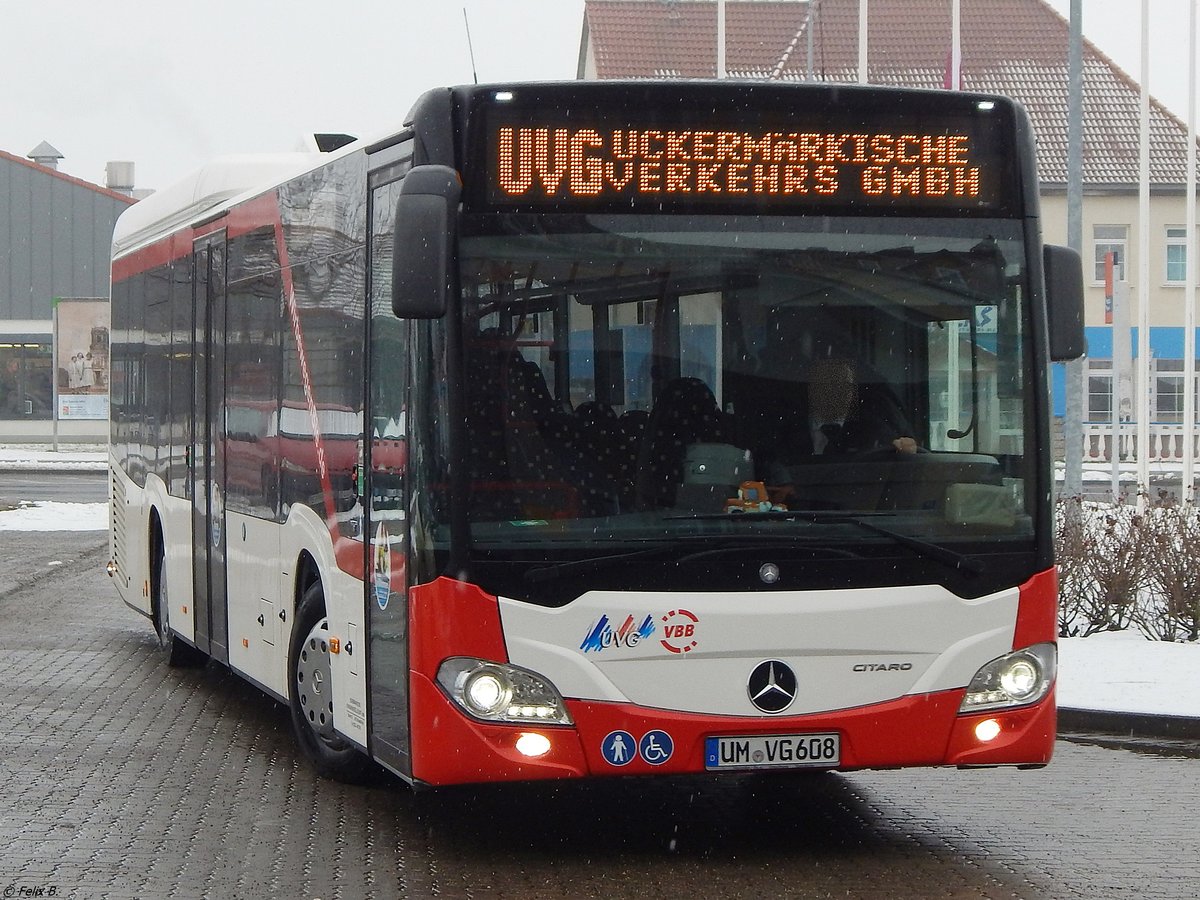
[1082,423,1200,462]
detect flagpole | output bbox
[858,0,868,83]
[1185,0,1198,503]
[1064,0,1085,503]
[1137,0,1152,507]
[806,0,816,82]
[717,0,726,79]
[951,0,961,90]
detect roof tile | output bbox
[582,0,1197,187]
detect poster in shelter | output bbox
[54,298,109,420]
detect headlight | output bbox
[464,668,510,716]
[959,643,1056,713]
[436,657,573,725]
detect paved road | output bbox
[2,532,1199,899]
[0,471,107,505]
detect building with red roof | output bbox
[579,0,1200,462]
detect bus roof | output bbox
[111,151,336,259]
[113,80,1028,259]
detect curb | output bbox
[1058,708,1200,741]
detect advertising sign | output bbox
[54,298,109,420]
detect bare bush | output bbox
[1078,501,1152,635]
[1055,495,1090,638]
[1055,493,1200,642]
[1140,503,1200,642]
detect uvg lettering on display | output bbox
[495,127,983,201]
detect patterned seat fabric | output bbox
[634,377,735,510]
[502,357,619,518]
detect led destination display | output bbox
[482,109,1016,214]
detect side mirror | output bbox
[392,165,462,319]
[1044,244,1086,361]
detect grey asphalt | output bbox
[4,531,1200,899]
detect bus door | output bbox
[365,146,413,778]
[190,233,230,664]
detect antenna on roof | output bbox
[463,7,479,84]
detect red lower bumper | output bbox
[408,674,1056,786]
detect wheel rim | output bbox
[295,617,338,743]
[156,559,171,650]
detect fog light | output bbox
[975,718,1002,742]
[515,732,552,758]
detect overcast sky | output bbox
[0,0,1194,192]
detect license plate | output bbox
[705,733,841,770]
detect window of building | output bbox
[1093,225,1128,283]
[1151,359,1200,423]
[1165,226,1190,284]
[1155,373,1183,423]
[1087,372,1112,422]
[0,342,53,420]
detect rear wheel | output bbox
[288,580,375,783]
[152,539,206,668]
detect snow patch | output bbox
[1059,631,1200,717]
[0,501,108,531]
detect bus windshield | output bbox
[437,212,1035,596]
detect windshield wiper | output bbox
[669,508,984,576]
[838,516,984,576]
[522,534,855,583]
[524,544,682,583]
[665,509,892,522]
[675,543,860,565]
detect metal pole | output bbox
[950,0,961,91]
[807,0,816,82]
[1064,0,1084,501]
[717,0,726,79]
[1185,0,1198,503]
[51,302,59,453]
[1137,0,1152,507]
[858,0,868,84]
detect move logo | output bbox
[580,614,656,653]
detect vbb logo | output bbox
[659,608,700,654]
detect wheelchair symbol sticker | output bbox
[639,730,674,765]
[601,730,636,766]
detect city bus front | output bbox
[388,83,1081,787]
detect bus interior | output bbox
[452,213,1030,538]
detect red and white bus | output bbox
[108,81,1084,787]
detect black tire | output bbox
[152,539,207,668]
[288,580,376,783]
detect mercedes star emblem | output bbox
[747,659,797,713]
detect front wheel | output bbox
[153,541,206,668]
[288,581,376,783]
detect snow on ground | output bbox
[0,500,108,531]
[1059,631,1200,717]
[0,444,106,470]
